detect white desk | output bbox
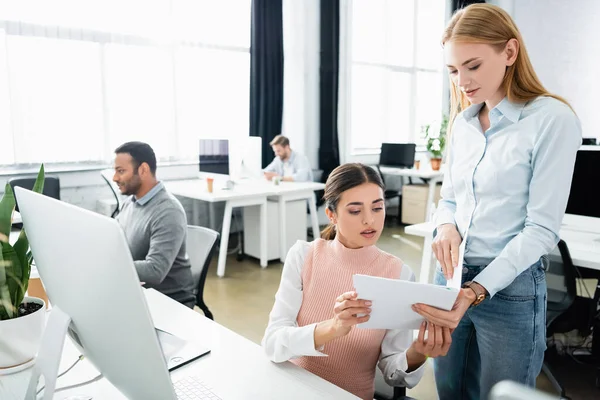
[166,179,269,278]
[379,167,444,222]
[405,217,600,284]
[0,289,358,399]
[267,181,325,262]
[165,179,325,276]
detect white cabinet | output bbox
[243,199,308,261]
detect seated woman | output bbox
[262,163,452,399]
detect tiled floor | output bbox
[199,225,595,399]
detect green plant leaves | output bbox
[0,184,16,241]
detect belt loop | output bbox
[540,255,549,271]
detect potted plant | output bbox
[0,165,46,371]
[423,115,448,171]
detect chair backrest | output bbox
[100,169,122,218]
[186,225,219,303]
[9,176,60,212]
[546,239,577,314]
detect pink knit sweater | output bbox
[290,238,403,400]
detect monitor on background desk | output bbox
[565,148,600,219]
[229,136,263,181]
[199,139,230,177]
[379,143,416,168]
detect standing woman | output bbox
[411,4,582,399]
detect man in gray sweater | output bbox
[113,141,195,308]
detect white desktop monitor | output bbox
[14,188,198,400]
[199,138,230,178]
[229,136,263,181]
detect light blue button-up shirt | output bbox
[264,150,314,182]
[134,181,164,206]
[434,96,582,297]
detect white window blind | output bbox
[340,0,446,155]
[0,0,251,166]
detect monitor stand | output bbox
[26,306,76,400]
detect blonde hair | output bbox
[442,4,572,133]
[269,135,290,147]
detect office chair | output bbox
[100,169,122,218]
[543,239,578,400]
[185,225,219,320]
[10,176,61,229]
[373,165,403,224]
[374,368,416,400]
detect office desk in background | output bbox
[165,179,325,276]
[165,179,269,278]
[379,167,444,222]
[0,289,358,399]
[404,217,600,285]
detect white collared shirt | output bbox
[434,96,582,297]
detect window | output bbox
[0,0,251,166]
[340,0,447,154]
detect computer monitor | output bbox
[14,188,209,400]
[229,136,263,181]
[199,139,229,176]
[379,143,416,168]
[565,148,600,218]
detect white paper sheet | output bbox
[353,274,459,330]
[445,239,466,289]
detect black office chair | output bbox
[374,368,416,400]
[543,239,578,400]
[100,169,121,218]
[10,176,61,228]
[185,225,220,320]
[373,165,403,225]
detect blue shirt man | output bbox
[263,135,313,182]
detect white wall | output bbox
[493,0,600,140]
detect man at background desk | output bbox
[264,135,313,182]
[113,141,195,308]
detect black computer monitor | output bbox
[565,149,600,218]
[379,143,416,168]
[199,139,229,175]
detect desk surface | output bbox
[12,211,21,224]
[165,179,325,202]
[379,166,444,179]
[0,289,358,399]
[404,220,600,272]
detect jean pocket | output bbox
[494,264,541,302]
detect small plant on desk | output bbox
[423,115,448,171]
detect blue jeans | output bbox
[433,259,547,400]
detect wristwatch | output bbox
[462,281,487,306]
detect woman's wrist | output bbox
[313,319,341,349]
[406,344,428,372]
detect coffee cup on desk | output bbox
[206,177,214,193]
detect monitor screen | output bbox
[379,143,416,168]
[199,139,229,175]
[565,149,600,218]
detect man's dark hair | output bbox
[114,141,157,175]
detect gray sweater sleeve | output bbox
[133,207,186,285]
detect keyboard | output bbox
[173,375,222,400]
